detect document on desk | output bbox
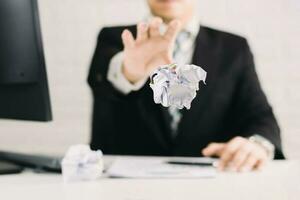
[106,157,216,178]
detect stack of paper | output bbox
[106,157,216,178]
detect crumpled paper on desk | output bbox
[61,144,103,182]
[150,63,207,109]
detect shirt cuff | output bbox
[249,134,275,160]
[107,51,148,95]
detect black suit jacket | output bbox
[88,25,284,159]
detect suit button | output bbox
[96,74,102,82]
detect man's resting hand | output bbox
[202,136,269,172]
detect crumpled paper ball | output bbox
[61,144,103,182]
[149,63,207,109]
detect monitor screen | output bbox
[0,0,52,121]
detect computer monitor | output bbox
[0,0,54,174]
[0,0,52,121]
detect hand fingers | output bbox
[136,22,148,43]
[253,145,269,170]
[149,17,163,38]
[238,142,269,171]
[202,142,225,157]
[164,20,181,42]
[255,158,266,170]
[230,144,253,171]
[238,153,259,172]
[121,29,135,49]
[218,137,246,170]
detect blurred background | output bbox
[0,0,299,159]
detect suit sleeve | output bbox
[233,39,284,159]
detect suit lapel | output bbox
[137,82,172,151]
[174,26,220,142]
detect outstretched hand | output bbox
[121,17,181,83]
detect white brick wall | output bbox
[0,0,299,159]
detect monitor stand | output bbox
[0,151,61,173]
[0,160,23,175]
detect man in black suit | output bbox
[88,0,284,172]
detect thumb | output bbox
[202,142,225,157]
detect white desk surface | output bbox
[0,156,299,200]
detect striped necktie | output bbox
[168,31,191,136]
